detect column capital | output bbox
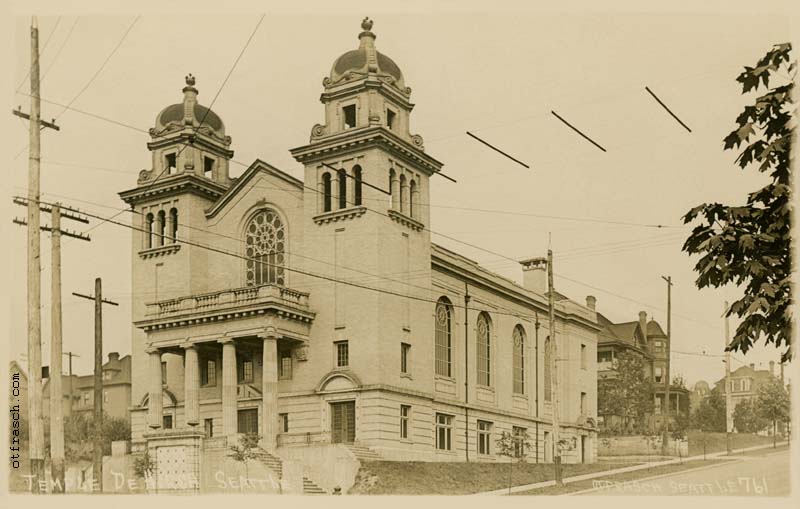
[218,337,235,345]
[260,326,279,340]
[180,341,198,351]
[145,345,162,355]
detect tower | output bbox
[120,75,234,408]
[290,18,444,395]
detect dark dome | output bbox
[155,102,225,134]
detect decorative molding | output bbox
[312,206,367,225]
[295,344,309,361]
[310,124,327,140]
[388,209,423,232]
[138,243,181,259]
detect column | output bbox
[262,335,278,450]
[183,343,199,426]
[147,348,163,429]
[221,339,238,437]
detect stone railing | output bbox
[145,283,310,318]
[276,431,330,447]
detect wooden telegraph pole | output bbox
[12,16,60,493]
[64,352,80,416]
[660,275,672,452]
[73,279,118,493]
[547,249,563,486]
[724,301,733,454]
[13,201,89,493]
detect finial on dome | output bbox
[361,17,373,32]
[185,73,196,87]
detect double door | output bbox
[331,401,355,444]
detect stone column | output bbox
[221,339,238,437]
[183,343,199,427]
[147,348,163,429]
[261,334,278,450]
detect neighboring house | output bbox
[43,352,132,421]
[119,18,600,487]
[714,361,784,433]
[594,304,689,432]
[689,380,711,413]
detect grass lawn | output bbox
[515,458,734,495]
[349,460,638,495]
[687,431,783,457]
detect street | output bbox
[580,447,791,497]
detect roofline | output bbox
[205,159,303,219]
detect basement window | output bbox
[343,104,357,129]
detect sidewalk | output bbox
[474,441,787,495]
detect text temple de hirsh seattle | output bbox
[119,18,600,491]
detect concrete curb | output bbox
[474,440,788,496]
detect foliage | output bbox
[755,379,790,426]
[133,450,155,479]
[495,430,532,461]
[671,374,687,390]
[228,433,261,484]
[670,410,691,440]
[732,398,769,433]
[682,43,795,363]
[597,350,654,433]
[692,387,726,432]
[61,412,132,462]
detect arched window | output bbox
[476,312,491,386]
[389,169,397,209]
[157,210,166,247]
[435,297,453,377]
[353,165,363,206]
[513,325,525,394]
[145,213,154,249]
[169,208,178,243]
[399,174,407,214]
[245,209,286,287]
[338,169,347,209]
[544,337,552,401]
[409,179,417,218]
[322,172,332,212]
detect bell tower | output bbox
[291,18,444,391]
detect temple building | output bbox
[120,18,599,493]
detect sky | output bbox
[3,1,796,389]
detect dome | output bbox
[327,18,407,92]
[152,74,226,137]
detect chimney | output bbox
[769,361,775,376]
[519,257,547,294]
[638,311,647,338]
[749,363,755,370]
[585,295,596,310]
[108,352,120,362]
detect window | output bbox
[157,210,166,246]
[165,153,177,175]
[653,340,664,353]
[435,298,453,377]
[204,418,213,437]
[597,351,612,363]
[335,341,349,368]
[204,156,214,178]
[201,359,216,387]
[239,357,254,384]
[401,343,411,374]
[513,325,525,394]
[654,366,663,384]
[580,392,587,415]
[83,392,90,406]
[476,312,491,386]
[169,208,178,243]
[581,344,587,370]
[279,413,289,433]
[408,180,417,218]
[322,172,332,212]
[163,415,173,429]
[544,338,552,401]
[145,213,154,249]
[161,361,167,385]
[245,209,286,287]
[387,109,396,130]
[338,169,347,209]
[343,104,357,129]
[279,349,292,380]
[400,405,411,439]
[353,165,363,206]
[389,169,397,209]
[399,174,407,214]
[103,371,112,381]
[513,426,527,458]
[103,391,109,403]
[435,413,453,450]
[477,420,492,455]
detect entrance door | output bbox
[331,401,356,443]
[238,408,259,435]
[581,436,586,463]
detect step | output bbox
[303,477,326,494]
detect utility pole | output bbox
[13,202,89,492]
[724,301,733,454]
[12,16,61,493]
[64,352,80,417]
[547,249,563,486]
[73,279,118,493]
[660,275,672,452]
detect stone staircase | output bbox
[251,447,326,495]
[346,443,382,462]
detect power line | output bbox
[40,17,81,84]
[551,110,607,152]
[465,131,530,169]
[645,86,692,133]
[15,16,62,91]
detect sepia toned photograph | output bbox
[3,0,797,502]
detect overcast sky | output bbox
[4,1,795,388]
